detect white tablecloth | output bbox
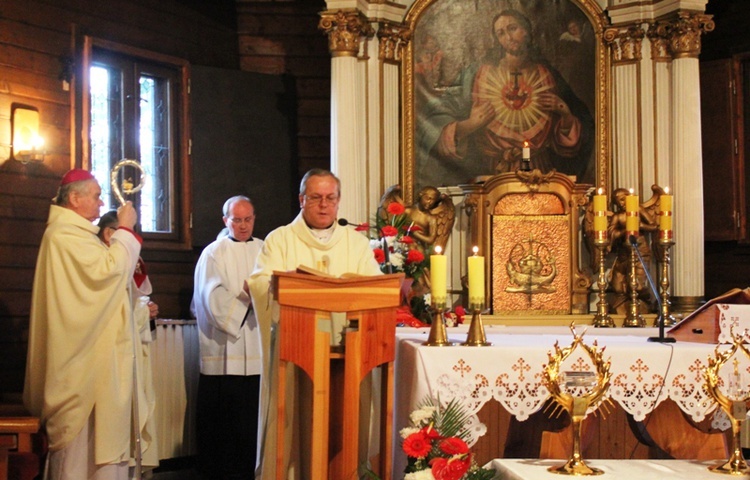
[392,325,747,478]
[485,458,722,479]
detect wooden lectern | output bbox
[273,271,403,480]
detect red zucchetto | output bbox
[60,168,95,186]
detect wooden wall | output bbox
[0,0,330,394]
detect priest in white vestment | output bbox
[192,195,264,479]
[248,169,382,480]
[23,169,142,480]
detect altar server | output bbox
[248,169,382,479]
[23,169,141,479]
[192,195,264,480]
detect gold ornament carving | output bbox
[604,25,644,64]
[377,21,410,63]
[652,12,714,59]
[318,9,374,58]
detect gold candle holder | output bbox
[622,236,645,327]
[704,331,750,475]
[423,302,453,346]
[592,234,614,328]
[462,303,491,346]
[656,236,677,328]
[542,324,611,476]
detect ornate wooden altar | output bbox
[462,171,592,315]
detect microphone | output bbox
[338,218,392,273]
[628,235,675,343]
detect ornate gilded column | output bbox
[319,9,373,223]
[604,25,645,193]
[652,12,714,312]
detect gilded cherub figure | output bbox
[378,184,455,252]
[607,186,661,314]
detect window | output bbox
[81,37,191,248]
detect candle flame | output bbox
[472,245,479,255]
[664,186,670,194]
[523,140,529,148]
[434,246,442,255]
[597,187,603,195]
[629,187,634,195]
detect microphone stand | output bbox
[629,236,675,343]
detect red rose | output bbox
[387,202,406,215]
[406,249,425,265]
[409,224,423,232]
[381,225,398,237]
[430,454,471,480]
[400,235,415,244]
[402,431,432,459]
[355,222,370,232]
[373,248,385,264]
[439,437,469,455]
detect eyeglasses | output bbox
[229,216,255,225]
[304,194,340,205]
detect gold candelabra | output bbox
[423,301,452,346]
[656,236,677,328]
[591,234,614,328]
[622,237,645,327]
[704,330,750,475]
[542,324,611,476]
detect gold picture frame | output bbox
[401,0,610,203]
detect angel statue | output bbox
[607,186,661,314]
[378,184,455,253]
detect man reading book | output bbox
[247,169,381,479]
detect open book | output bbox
[295,264,363,279]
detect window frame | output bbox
[78,36,192,250]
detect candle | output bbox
[467,246,485,308]
[430,246,447,306]
[625,189,639,234]
[593,188,607,233]
[522,140,530,160]
[660,188,673,232]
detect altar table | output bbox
[485,458,723,479]
[392,325,741,478]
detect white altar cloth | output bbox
[484,458,722,479]
[392,325,746,478]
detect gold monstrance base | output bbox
[548,458,604,476]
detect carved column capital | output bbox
[652,11,714,59]
[318,9,374,58]
[604,25,645,64]
[377,21,411,63]
[645,23,671,61]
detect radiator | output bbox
[151,319,199,459]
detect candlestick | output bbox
[593,188,607,235]
[625,189,639,235]
[467,246,485,309]
[430,246,447,306]
[520,140,531,171]
[659,188,673,241]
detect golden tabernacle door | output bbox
[462,171,591,315]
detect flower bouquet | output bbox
[398,398,496,480]
[362,201,430,281]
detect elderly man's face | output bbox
[224,200,255,242]
[71,180,104,222]
[494,15,529,56]
[299,175,340,230]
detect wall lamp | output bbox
[11,104,45,164]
